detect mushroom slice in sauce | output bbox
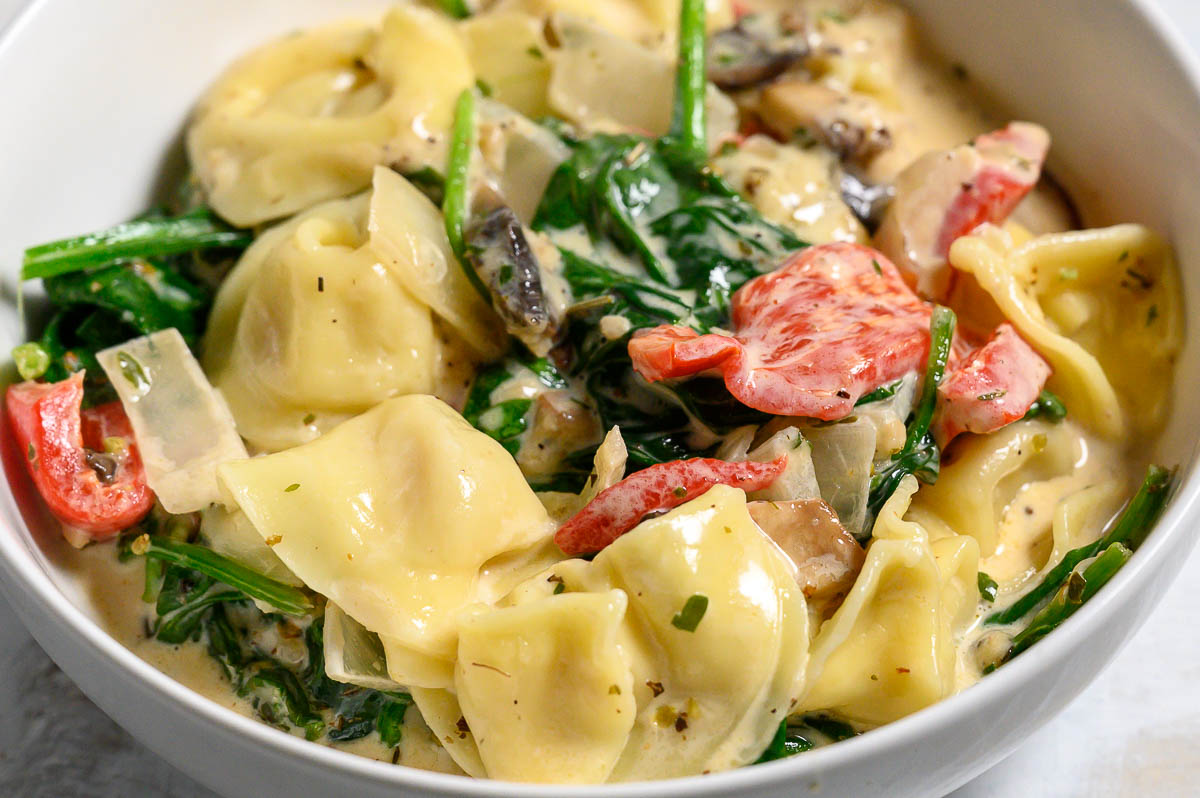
[873,122,1049,299]
[707,15,809,91]
[518,391,602,478]
[839,168,894,232]
[465,207,563,356]
[758,80,893,163]
[747,498,866,607]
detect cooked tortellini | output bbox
[799,477,979,725]
[437,484,809,782]
[456,591,636,783]
[909,419,1085,557]
[188,5,473,226]
[217,394,560,688]
[37,0,1186,786]
[204,167,501,452]
[950,224,1183,439]
[546,14,738,145]
[489,0,734,50]
[713,134,867,244]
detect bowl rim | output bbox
[1,0,1199,795]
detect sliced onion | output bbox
[97,328,248,514]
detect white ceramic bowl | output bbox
[1,1,1198,796]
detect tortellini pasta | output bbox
[799,476,979,725]
[460,11,555,120]
[909,418,1124,596]
[713,134,867,244]
[909,419,1082,557]
[546,14,738,145]
[204,167,502,452]
[188,5,473,226]
[217,394,560,688]
[456,591,636,783]
[950,223,1183,439]
[438,484,809,782]
[489,0,734,50]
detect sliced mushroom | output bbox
[838,168,893,232]
[707,15,808,91]
[758,79,892,163]
[518,390,603,478]
[873,122,1049,299]
[747,498,866,607]
[465,207,563,356]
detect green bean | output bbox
[667,0,709,165]
[906,305,956,450]
[1006,543,1131,658]
[443,88,493,304]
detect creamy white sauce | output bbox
[59,543,459,772]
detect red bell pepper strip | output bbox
[933,323,1051,445]
[554,455,787,555]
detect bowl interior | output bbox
[1,0,1199,796]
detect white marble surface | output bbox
[0,1,1198,796]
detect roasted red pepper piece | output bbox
[629,242,932,420]
[554,455,786,555]
[933,323,1051,444]
[7,373,153,540]
[875,122,1049,299]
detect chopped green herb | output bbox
[1058,267,1078,281]
[302,413,316,426]
[855,379,902,406]
[284,483,300,493]
[12,342,51,381]
[117,350,151,392]
[436,0,471,19]
[1022,389,1067,422]
[977,390,1007,401]
[793,126,818,148]
[526,45,544,60]
[671,594,709,632]
[26,443,35,462]
[1125,268,1153,289]
[871,259,882,275]
[1147,304,1159,326]
[1118,250,1129,262]
[553,582,566,595]
[977,572,999,603]
[820,9,849,23]
[672,485,687,498]
[474,78,493,97]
